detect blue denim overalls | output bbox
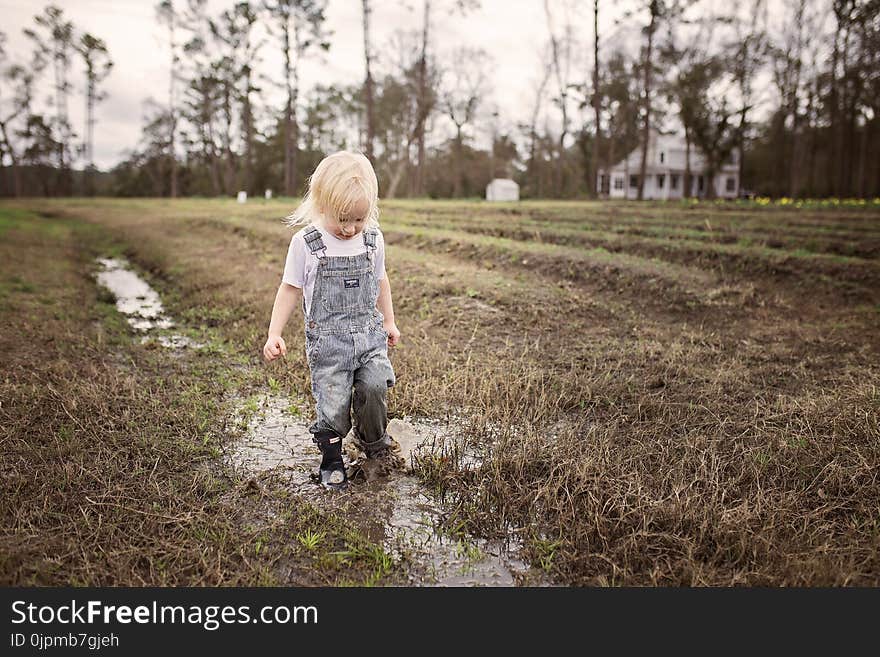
[302,226,396,488]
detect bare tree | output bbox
[544,0,576,197]
[487,104,499,180]
[25,4,75,195]
[0,31,42,197]
[601,51,641,188]
[684,57,742,198]
[440,46,490,197]
[213,55,239,193]
[852,1,876,197]
[827,0,858,196]
[362,0,375,161]
[525,44,553,198]
[179,0,223,195]
[182,71,223,194]
[76,33,113,195]
[729,0,768,198]
[208,3,264,194]
[265,0,329,196]
[637,0,661,200]
[591,0,601,196]
[383,28,437,199]
[135,101,173,196]
[661,11,716,198]
[769,0,810,197]
[412,0,432,197]
[236,2,260,195]
[156,0,180,197]
[409,0,479,196]
[827,0,870,197]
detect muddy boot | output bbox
[312,430,348,491]
[355,431,404,476]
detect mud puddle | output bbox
[93,257,205,349]
[225,393,550,586]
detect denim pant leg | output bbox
[352,348,395,444]
[309,345,355,439]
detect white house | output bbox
[598,130,740,200]
[486,178,520,201]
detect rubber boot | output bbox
[312,429,348,491]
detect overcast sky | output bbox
[1,0,788,170]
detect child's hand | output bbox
[384,322,401,348]
[263,335,287,362]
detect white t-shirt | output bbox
[282,224,386,315]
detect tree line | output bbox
[0,5,112,196]
[1,0,878,199]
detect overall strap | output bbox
[362,228,378,252]
[303,226,327,259]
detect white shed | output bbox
[486,178,519,201]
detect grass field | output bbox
[1,197,878,585]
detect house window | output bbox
[660,151,665,164]
[629,175,639,188]
[657,174,665,189]
[614,177,624,190]
[698,175,705,192]
[670,174,679,190]
[726,177,736,192]
[600,174,610,193]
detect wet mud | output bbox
[225,393,550,586]
[94,257,205,349]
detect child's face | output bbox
[321,197,370,240]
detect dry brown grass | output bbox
[0,205,404,586]
[2,197,878,586]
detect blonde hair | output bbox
[284,150,380,228]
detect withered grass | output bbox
[2,197,878,585]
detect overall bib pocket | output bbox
[319,267,374,313]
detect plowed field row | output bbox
[383,203,880,245]
[383,208,880,258]
[381,217,880,300]
[200,213,746,319]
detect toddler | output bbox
[262,151,401,491]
